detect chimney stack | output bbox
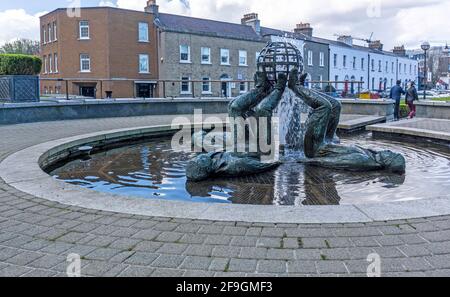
[294,23,313,38]
[337,35,353,46]
[369,40,383,51]
[241,13,261,35]
[393,45,406,57]
[145,0,159,16]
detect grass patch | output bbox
[431,97,450,102]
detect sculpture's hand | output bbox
[288,68,299,90]
[254,73,287,117]
[254,71,272,92]
[275,73,287,92]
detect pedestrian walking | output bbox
[389,80,405,121]
[405,81,419,119]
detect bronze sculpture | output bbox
[186,42,405,182]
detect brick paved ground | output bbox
[1,116,450,277]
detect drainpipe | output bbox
[367,53,370,90]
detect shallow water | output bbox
[49,133,450,206]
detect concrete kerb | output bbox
[0,124,449,224]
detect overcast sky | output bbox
[1,0,449,50]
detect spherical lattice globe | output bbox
[257,42,303,84]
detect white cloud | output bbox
[0,9,46,45]
[115,0,450,49]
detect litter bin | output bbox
[105,91,112,99]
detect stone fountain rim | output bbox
[0,124,449,224]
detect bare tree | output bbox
[0,39,40,55]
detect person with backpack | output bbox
[405,81,419,119]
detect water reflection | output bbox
[49,134,450,206]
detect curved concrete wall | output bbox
[0,97,395,126]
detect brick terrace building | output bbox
[40,7,158,98]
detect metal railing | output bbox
[39,78,367,100]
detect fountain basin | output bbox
[1,124,449,224]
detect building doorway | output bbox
[135,82,156,98]
[78,83,97,98]
[220,74,231,97]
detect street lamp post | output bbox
[421,41,431,100]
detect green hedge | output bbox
[0,54,42,75]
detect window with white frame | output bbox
[53,21,57,41]
[54,54,58,73]
[43,26,46,44]
[180,45,190,63]
[371,59,375,71]
[334,75,339,88]
[139,54,149,73]
[239,50,248,66]
[343,55,347,68]
[49,54,52,73]
[308,50,313,66]
[79,21,90,39]
[392,62,395,73]
[138,22,149,42]
[361,58,365,70]
[202,77,211,94]
[399,63,402,74]
[409,64,412,75]
[385,61,388,72]
[333,54,337,67]
[404,64,407,73]
[201,47,211,64]
[378,60,382,72]
[48,24,52,42]
[80,54,91,72]
[238,74,247,93]
[352,57,356,69]
[319,52,325,67]
[220,49,230,65]
[43,55,47,73]
[181,76,191,94]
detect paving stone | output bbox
[151,268,185,277]
[212,246,241,258]
[204,235,232,245]
[302,238,328,249]
[5,251,44,266]
[209,258,230,272]
[124,252,159,266]
[397,245,431,257]
[230,236,257,247]
[0,265,33,277]
[29,254,66,269]
[152,254,185,269]
[223,226,247,236]
[426,242,450,255]
[287,261,317,274]
[155,232,184,243]
[316,261,348,274]
[157,243,189,255]
[239,247,268,260]
[22,269,58,277]
[108,238,141,251]
[425,255,450,269]
[118,266,154,277]
[134,241,163,252]
[183,245,213,257]
[83,262,128,277]
[256,237,282,248]
[266,249,295,260]
[228,259,257,273]
[282,238,299,249]
[132,229,161,240]
[180,256,212,270]
[85,248,121,261]
[257,260,286,273]
[372,247,406,258]
[295,249,322,260]
[184,270,215,277]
